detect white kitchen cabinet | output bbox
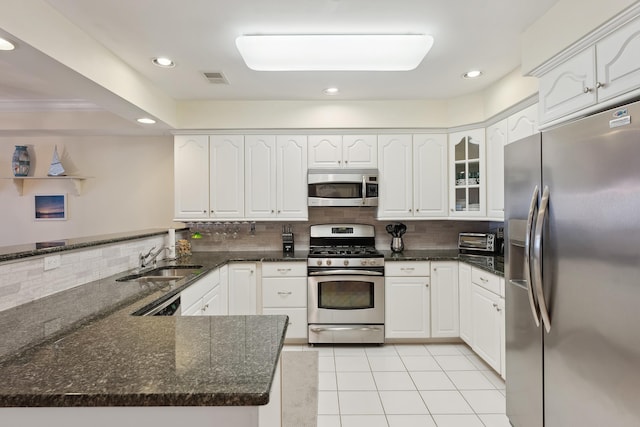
[342,135,378,168]
[500,294,506,380]
[228,262,257,315]
[308,135,377,169]
[174,135,210,219]
[472,283,502,373]
[538,47,597,124]
[308,135,341,168]
[385,261,431,339]
[210,135,244,218]
[244,135,277,219]
[377,135,413,218]
[507,103,539,144]
[181,267,227,316]
[413,134,448,217]
[458,262,473,346]
[245,135,308,220]
[261,261,308,341]
[485,120,507,220]
[378,134,447,219]
[595,16,640,102]
[539,15,640,124]
[449,129,486,217]
[430,261,459,338]
[276,135,308,219]
[470,266,504,375]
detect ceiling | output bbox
[5,1,559,103]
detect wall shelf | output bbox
[2,176,91,196]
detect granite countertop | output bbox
[0,251,297,408]
[381,249,504,277]
[0,235,501,408]
[0,228,180,262]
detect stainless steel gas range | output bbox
[307,224,385,344]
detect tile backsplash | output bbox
[190,207,500,252]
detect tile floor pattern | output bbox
[283,343,508,427]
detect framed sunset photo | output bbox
[34,194,67,221]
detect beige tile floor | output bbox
[283,343,508,427]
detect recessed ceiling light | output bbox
[137,117,156,124]
[323,87,339,95]
[463,70,482,79]
[236,34,434,71]
[152,57,175,68]
[0,37,15,51]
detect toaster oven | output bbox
[458,232,498,253]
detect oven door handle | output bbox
[310,326,383,333]
[308,270,384,276]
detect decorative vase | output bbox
[12,145,30,177]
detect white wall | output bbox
[176,69,536,130]
[0,136,178,246]
[521,0,637,74]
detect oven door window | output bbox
[461,235,488,248]
[318,280,374,310]
[309,183,363,199]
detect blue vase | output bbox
[12,145,30,177]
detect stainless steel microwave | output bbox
[458,232,498,253]
[308,169,379,207]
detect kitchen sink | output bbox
[116,265,203,282]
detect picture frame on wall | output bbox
[34,194,67,221]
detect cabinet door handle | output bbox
[492,302,498,308]
[583,86,593,93]
[480,277,488,283]
[277,291,293,295]
[277,268,292,273]
[425,284,429,287]
[596,82,605,89]
[400,267,415,271]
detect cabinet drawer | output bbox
[262,277,307,307]
[385,261,430,276]
[262,261,307,277]
[262,307,308,339]
[471,267,500,295]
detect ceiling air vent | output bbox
[202,71,229,84]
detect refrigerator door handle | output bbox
[533,185,552,333]
[523,185,541,327]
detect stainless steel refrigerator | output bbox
[505,100,640,427]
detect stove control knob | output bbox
[327,260,332,266]
[344,260,349,266]
[317,260,322,266]
[361,259,369,266]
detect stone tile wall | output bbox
[0,235,165,313]
[190,207,502,252]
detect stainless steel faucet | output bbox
[139,246,168,268]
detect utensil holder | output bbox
[391,237,404,253]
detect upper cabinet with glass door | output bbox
[448,129,486,217]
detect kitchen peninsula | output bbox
[0,230,292,427]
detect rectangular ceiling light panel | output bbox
[236,34,434,71]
